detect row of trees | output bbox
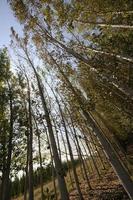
[0,45,108,200]
[0,0,133,199]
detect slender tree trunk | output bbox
[38,134,44,200]
[51,158,58,200]
[21,92,30,200]
[83,134,101,178]
[79,138,94,173]
[32,114,45,200]
[87,129,106,170]
[52,118,62,160]
[76,143,86,181]
[19,68,34,200]
[25,53,69,200]
[27,82,34,200]
[44,122,58,200]
[57,92,93,174]
[81,9,133,15]
[1,82,13,200]
[68,122,92,189]
[24,133,29,200]
[75,19,133,29]
[36,127,44,200]
[62,118,84,200]
[80,122,109,167]
[24,152,29,200]
[60,130,74,190]
[36,108,59,199]
[0,136,6,200]
[52,94,84,200]
[64,106,92,179]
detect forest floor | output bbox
[69,168,129,200]
[13,161,130,200]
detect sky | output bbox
[0,0,22,48]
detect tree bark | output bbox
[1,82,13,200]
[25,52,69,200]
[33,117,45,200]
[51,91,84,200]
[27,80,34,200]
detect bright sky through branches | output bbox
[0,0,22,48]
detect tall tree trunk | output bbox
[24,147,29,200]
[75,19,133,29]
[52,118,62,160]
[41,118,58,200]
[63,103,93,178]
[86,129,106,170]
[27,81,34,200]
[51,158,58,200]
[25,52,69,200]
[57,91,94,174]
[79,138,94,173]
[51,92,84,200]
[0,135,7,199]
[60,129,74,190]
[33,117,45,200]
[70,124,92,189]
[1,82,13,200]
[23,97,29,200]
[81,130,101,178]
[38,133,45,200]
